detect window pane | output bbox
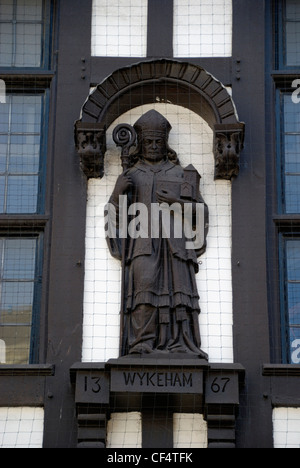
[282,94,300,213]
[0,238,39,365]
[286,0,300,20]
[287,240,300,281]
[0,135,8,173]
[0,282,34,321]
[0,93,43,214]
[285,240,300,363]
[0,100,10,133]
[0,176,5,212]
[287,241,300,279]
[285,175,300,213]
[9,135,40,173]
[284,135,300,173]
[0,0,14,21]
[15,23,42,67]
[283,95,300,133]
[16,0,43,21]
[0,325,32,364]
[0,23,14,67]
[3,238,36,280]
[288,284,300,325]
[11,95,42,134]
[286,22,300,66]
[6,175,39,213]
[285,0,300,66]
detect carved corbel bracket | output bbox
[213,123,245,181]
[75,122,107,179]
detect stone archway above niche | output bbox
[75,59,245,180]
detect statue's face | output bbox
[142,136,167,164]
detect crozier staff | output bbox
[106,110,208,359]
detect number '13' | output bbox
[84,376,101,393]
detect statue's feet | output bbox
[129,343,153,354]
[169,344,208,361]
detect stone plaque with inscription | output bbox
[205,364,245,406]
[111,367,203,394]
[108,358,207,395]
[70,364,110,405]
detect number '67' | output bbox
[211,377,230,393]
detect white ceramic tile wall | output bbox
[106,412,208,448]
[273,408,300,448]
[92,0,232,58]
[0,407,44,448]
[173,414,207,448]
[174,0,232,57]
[82,103,233,364]
[106,412,142,448]
[91,0,148,57]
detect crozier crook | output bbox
[113,124,137,172]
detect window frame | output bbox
[0,0,55,366]
[278,232,300,363]
[276,0,300,70]
[275,86,300,215]
[0,231,44,364]
[0,87,50,215]
[267,0,300,363]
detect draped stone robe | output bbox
[106,158,208,357]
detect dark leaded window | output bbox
[272,0,300,363]
[280,237,300,363]
[0,0,53,364]
[0,93,47,214]
[275,89,300,362]
[277,91,300,214]
[0,236,42,364]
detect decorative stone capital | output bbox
[75,122,106,179]
[213,123,245,180]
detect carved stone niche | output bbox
[214,123,245,180]
[75,122,106,179]
[75,59,245,181]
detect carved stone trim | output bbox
[80,59,240,128]
[214,123,245,180]
[75,122,106,179]
[0,364,55,376]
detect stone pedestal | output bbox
[70,359,245,448]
